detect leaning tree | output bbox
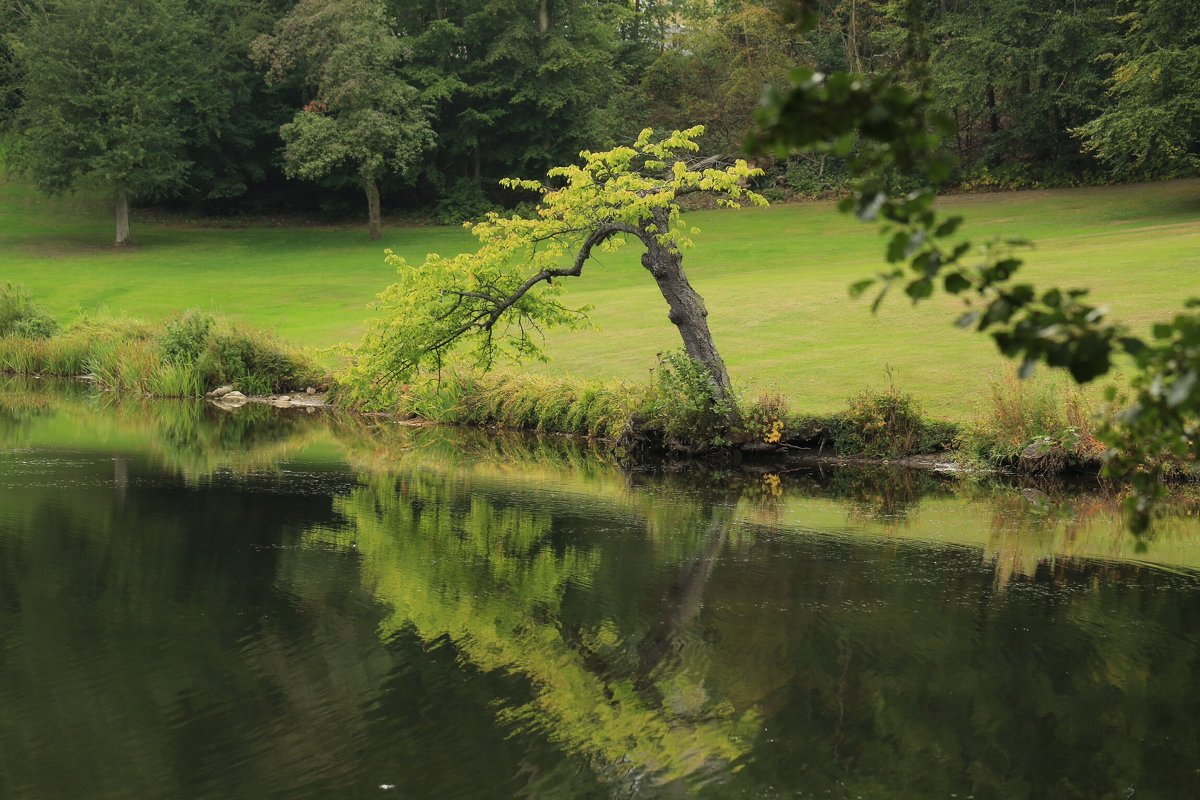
[348,126,765,406]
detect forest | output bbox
[2,0,1196,224]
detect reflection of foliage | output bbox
[0,377,320,481]
[775,465,954,524]
[8,380,1200,796]
[306,473,758,791]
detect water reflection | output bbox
[2,379,1200,797]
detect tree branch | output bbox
[480,223,638,330]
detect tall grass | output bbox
[1,301,325,397]
[959,370,1104,469]
[395,371,650,440]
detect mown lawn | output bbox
[3,174,1198,418]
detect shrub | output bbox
[196,325,316,394]
[433,179,499,225]
[740,392,789,444]
[833,385,926,459]
[0,283,58,340]
[647,351,736,448]
[783,155,848,197]
[958,370,1104,469]
[159,309,214,364]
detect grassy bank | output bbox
[0,289,323,396]
[4,173,1199,419]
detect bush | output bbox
[159,309,214,364]
[1,306,323,397]
[433,179,499,225]
[783,155,848,197]
[833,385,927,459]
[197,325,315,395]
[740,392,789,444]
[0,283,58,340]
[647,351,736,448]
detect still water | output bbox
[2,379,1200,799]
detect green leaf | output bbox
[849,278,876,297]
[904,278,933,302]
[934,217,962,238]
[943,273,971,294]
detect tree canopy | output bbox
[8,0,209,244]
[253,0,434,240]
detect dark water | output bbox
[3,380,1200,799]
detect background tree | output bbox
[640,4,804,154]
[253,0,433,240]
[749,22,1199,530]
[176,0,298,207]
[387,0,628,215]
[1073,0,1200,178]
[8,0,208,245]
[348,127,765,407]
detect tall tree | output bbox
[8,0,208,245]
[388,0,626,196]
[253,0,433,240]
[640,4,804,154]
[177,0,298,206]
[1073,0,1200,178]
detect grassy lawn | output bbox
[3,174,1198,419]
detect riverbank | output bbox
[6,174,1199,419]
[0,291,1148,483]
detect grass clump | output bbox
[958,371,1105,472]
[0,283,59,340]
[393,370,649,440]
[1,298,323,397]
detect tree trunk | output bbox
[986,83,1000,134]
[639,220,734,405]
[114,187,131,247]
[363,176,382,241]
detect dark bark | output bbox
[363,175,381,241]
[114,186,131,247]
[986,83,1000,134]
[637,212,734,404]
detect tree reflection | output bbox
[305,470,758,793]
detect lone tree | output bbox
[350,126,765,405]
[9,0,206,246]
[253,0,433,241]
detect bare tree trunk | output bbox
[639,218,734,404]
[114,187,131,247]
[986,83,1000,134]
[363,176,382,241]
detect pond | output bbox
[2,378,1200,799]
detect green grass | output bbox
[3,173,1198,419]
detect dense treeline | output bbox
[0,0,1195,221]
